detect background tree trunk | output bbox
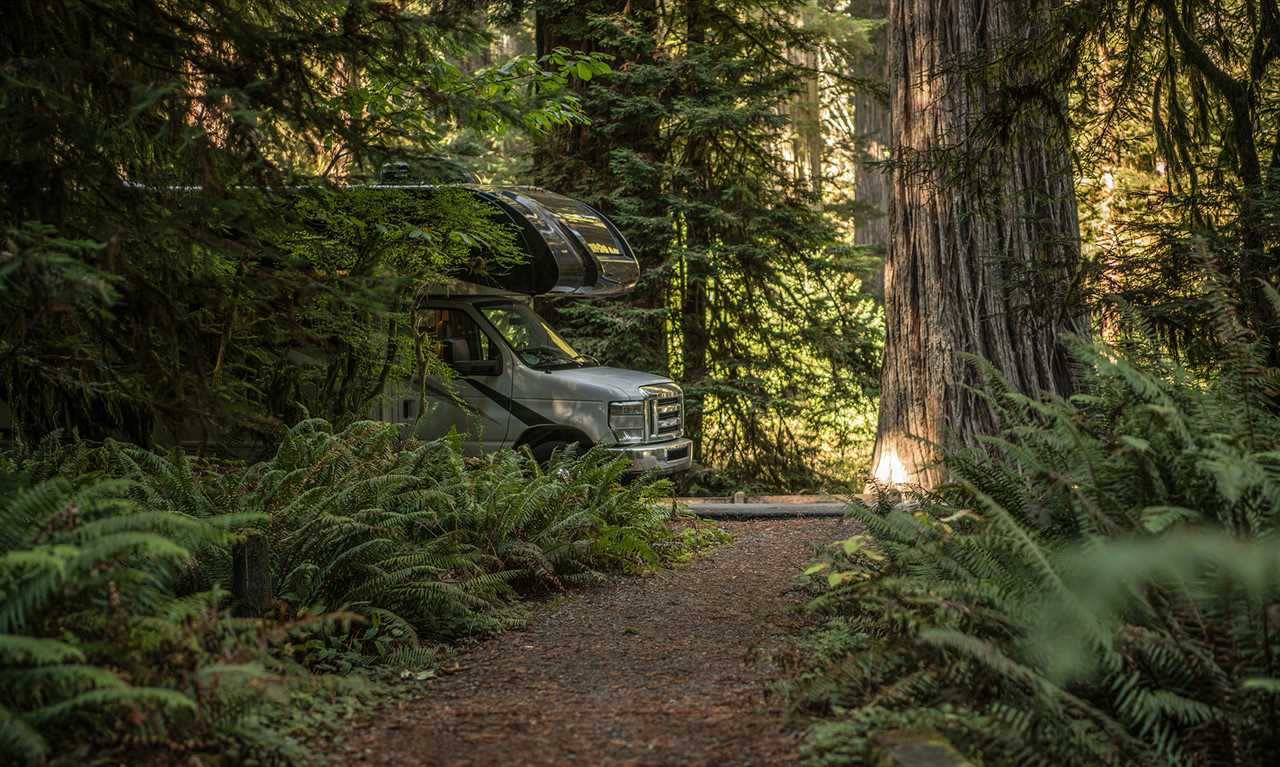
[869,0,1088,489]
[680,0,711,463]
[785,8,824,193]
[851,1,890,300]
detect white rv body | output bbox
[376,186,690,475]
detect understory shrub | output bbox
[224,419,681,648]
[1,420,695,765]
[0,472,285,764]
[788,332,1280,767]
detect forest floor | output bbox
[318,517,851,766]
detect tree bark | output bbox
[680,0,711,462]
[853,89,890,253]
[868,0,1088,489]
[786,9,825,193]
[232,535,273,618]
[852,5,891,299]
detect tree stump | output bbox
[232,535,272,618]
[872,729,972,767]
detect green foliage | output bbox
[0,0,607,445]
[1065,0,1280,365]
[217,419,679,649]
[0,472,244,765]
[789,330,1280,766]
[0,420,698,764]
[528,0,883,491]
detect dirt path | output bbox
[327,518,850,766]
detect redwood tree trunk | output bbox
[868,0,1088,489]
[851,0,890,298]
[852,86,890,253]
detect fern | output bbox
[0,416,695,764]
[160,419,685,655]
[793,334,1280,766]
[0,474,224,765]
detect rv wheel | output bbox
[531,440,572,471]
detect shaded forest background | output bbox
[4,0,1278,492]
[437,0,894,492]
[2,0,894,494]
[6,1,1280,765]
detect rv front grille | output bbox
[646,394,683,441]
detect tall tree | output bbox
[850,2,891,299]
[0,0,591,445]
[530,0,674,381]
[532,0,884,489]
[868,0,1088,488]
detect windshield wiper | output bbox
[517,345,580,369]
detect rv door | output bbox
[415,304,511,453]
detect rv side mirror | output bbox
[446,337,471,363]
[454,358,502,377]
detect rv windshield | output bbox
[480,302,592,370]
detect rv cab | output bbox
[375,186,692,475]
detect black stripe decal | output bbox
[422,381,484,419]
[423,381,457,401]
[420,381,501,426]
[463,379,553,426]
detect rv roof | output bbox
[123,182,639,298]
[424,278,525,300]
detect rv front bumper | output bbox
[609,437,693,475]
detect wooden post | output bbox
[232,535,272,618]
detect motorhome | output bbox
[0,183,691,475]
[376,186,691,475]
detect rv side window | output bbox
[420,308,497,366]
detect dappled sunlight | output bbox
[872,445,910,486]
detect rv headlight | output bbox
[609,401,646,444]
